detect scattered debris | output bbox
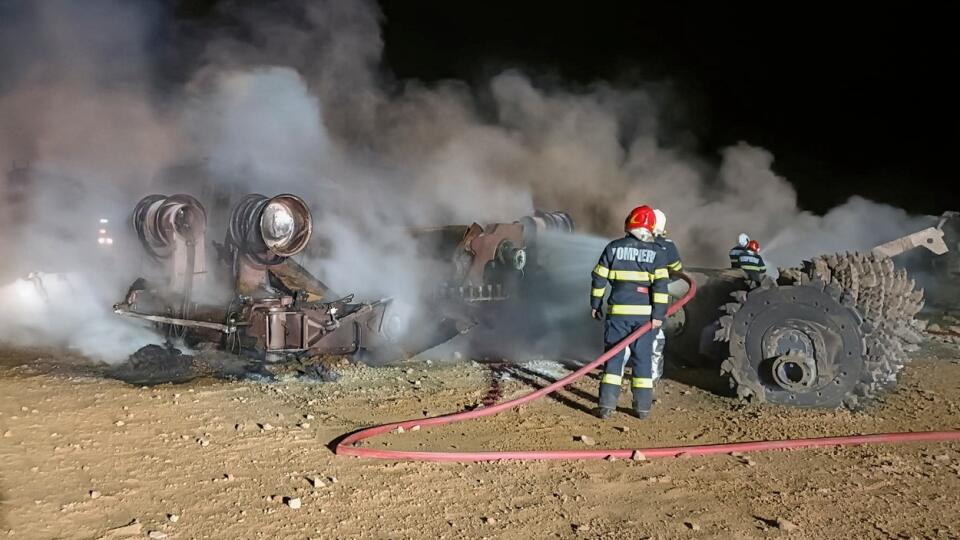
[148,531,168,540]
[411,425,421,432]
[259,423,274,431]
[616,426,630,433]
[167,514,179,523]
[286,497,302,509]
[605,455,617,462]
[102,519,142,538]
[298,422,311,429]
[684,521,701,531]
[482,516,496,525]
[393,426,405,434]
[197,437,210,447]
[576,435,596,446]
[308,476,326,488]
[89,490,101,499]
[776,518,799,532]
[114,420,125,427]
[305,414,315,420]
[935,454,951,462]
[631,450,647,461]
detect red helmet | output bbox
[747,239,760,252]
[624,205,656,233]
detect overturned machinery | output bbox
[113,189,935,409]
[665,251,926,410]
[116,193,393,362]
[114,192,574,365]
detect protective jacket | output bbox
[737,250,767,281]
[590,235,670,321]
[655,236,682,273]
[729,245,747,268]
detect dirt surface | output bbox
[2,339,960,540]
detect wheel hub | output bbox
[762,322,826,391]
[770,350,817,391]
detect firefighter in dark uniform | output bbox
[730,233,750,268]
[590,205,671,420]
[651,208,681,382]
[738,239,767,284]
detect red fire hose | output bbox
[336,273,960,461]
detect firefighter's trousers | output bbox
[599,316,655,413]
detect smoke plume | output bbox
[0,0,932,363]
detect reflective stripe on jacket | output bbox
[591,235,670,320]
[737,251,767,273]
[729,245,746,267]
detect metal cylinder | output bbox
[227,193,312,265]
[520,210,575,235]
[132,194,207,260]
[519,210,575,257]
[495,240,527,271]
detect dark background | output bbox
[179,1,957,216]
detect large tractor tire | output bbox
[717,252,925,410]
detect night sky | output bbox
[180,1,956,216]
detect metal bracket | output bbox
[114,306,236,333]
[872,227,948,258]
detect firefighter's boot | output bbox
[631,383,653,420]
[597,377,621,419]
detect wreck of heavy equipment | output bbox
[112,191,574,370]
[111,187,955,411]
[663,214,960,410]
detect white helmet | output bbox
[738,233,750,247]
[652,209,666,236]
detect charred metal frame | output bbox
[117,191,573,364]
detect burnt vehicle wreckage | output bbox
[112,191,575,378]
[108,188,954,410]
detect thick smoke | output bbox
[0,0,933,363]
[0,1,182,361]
